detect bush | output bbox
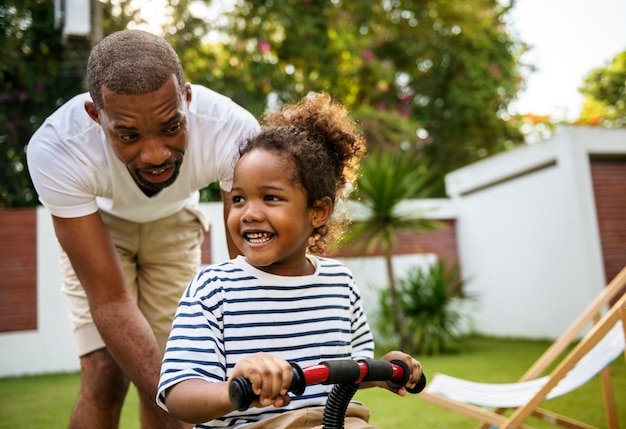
[378,259,477,355]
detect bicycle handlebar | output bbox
[229,358,427,411]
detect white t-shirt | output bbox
[26,85,259,226]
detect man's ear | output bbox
[184,82,192,105]
[84,101,100,124]
[311,196,333,228]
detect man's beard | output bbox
[134,161,181,195]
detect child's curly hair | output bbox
[239,93,366,255]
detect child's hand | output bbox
[228,352,293,409]
[370,351,423,396]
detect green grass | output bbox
[358,336,626,428]
[0,336,624,428]
[0,372,141,427]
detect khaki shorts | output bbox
[60,208,205,356]
[245,402,376,429]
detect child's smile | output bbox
[244,231,274,245]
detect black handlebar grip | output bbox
[361,359,393,382]
[318,359,362,384]
[385,359,427,393]
[230,375,253,411]
[406,372,427,394]
[289,362,306,395]
[229,362,306,411]
[320,359,361,384]
[386,359,411,389]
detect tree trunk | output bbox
[384,249,411,350]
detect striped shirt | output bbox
[157,255,374,428]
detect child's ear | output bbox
[311,196,333,228]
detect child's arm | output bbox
[359,350,423,396]
[164,352,294,424]
[165,378,232,423]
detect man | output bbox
[26,29,259,428]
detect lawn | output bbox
[0,336,624,428]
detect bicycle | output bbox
[229,358,427,429]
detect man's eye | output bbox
[166,123,182,134]
[120,134,138,142]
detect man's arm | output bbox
[52,213,172,416]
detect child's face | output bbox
[227,148,324,276]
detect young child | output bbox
[157,93,423,428]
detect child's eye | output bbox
[264,195,281,202]
[232,195,244,204]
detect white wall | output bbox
[446,126,626,338]
[3,127,623,376]
[0,208,78,378]
[0,201,451,377]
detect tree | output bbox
[0,0,89,208]
[209,0,526,194]
[407,1,526,193]
[0,0,224,208]
[578,51,626,128]
[339,149,442,350]
[3,0,527,207]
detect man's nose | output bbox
[140,136,171,165]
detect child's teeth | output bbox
[246,232,271,243]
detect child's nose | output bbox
[242,201,264,223]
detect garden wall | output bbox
[0,199,456,377]
[3,126,623,377]
[446,126,626,338]
[0,209,37,333]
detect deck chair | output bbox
[419,266,626,429]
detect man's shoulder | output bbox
[49,92,93,119]
[189,84,257,123]
[189,84,227,99]
[189,84,232,111]
[36,92,99,140]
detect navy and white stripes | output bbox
[157,255,374,428]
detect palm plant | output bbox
[379,259,475,354]
[340,149,441,350]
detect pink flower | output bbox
[360,49,373,61]
[19,91,28,103]
[258,41,271,52]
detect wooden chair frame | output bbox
[419,266,626,429]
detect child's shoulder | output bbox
[313,255,342,265]
[311,255,353,274]
[185,259,249,298]
[189,259,248,285]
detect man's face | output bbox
[85,76,191,196]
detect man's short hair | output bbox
[87,30,186,109]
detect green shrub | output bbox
[378,259,477,355]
